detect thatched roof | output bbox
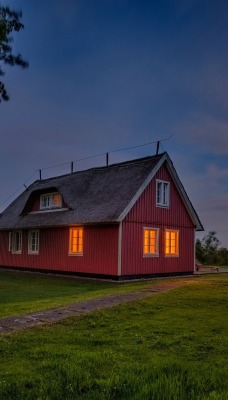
[0,153,203,230]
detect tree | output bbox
[202,231,220,250]
[196,231,228,266]
[217,247,228,266]
[195,238,206,264]
[0,5,28,102]
[202,231,220,265]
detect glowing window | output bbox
[28,230,39,254]
[156,180,170,207]
[144,228,159,256]
[165,230,179,256]
[69,228,83,255]
[40,193,62,210]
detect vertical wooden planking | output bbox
[121,222,194,275]
[121,163,195,276]
[126,163,194,227]
[0,162,197,278]
[0,225,119,276]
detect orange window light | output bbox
[70,228,83,254]
[144,229,158,255]
[165,230,179,256]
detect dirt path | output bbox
[0,279,197,335]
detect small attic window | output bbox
[40,193,62,210]
[156,180,170,207]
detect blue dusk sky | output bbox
[0,0,228,246]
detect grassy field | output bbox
[0,273,227,399]
[0,269,160,319]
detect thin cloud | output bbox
[206,164,228,180]
[174,116,228,155]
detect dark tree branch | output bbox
[0,5,29,102]
[0,80,9,101]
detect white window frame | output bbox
[28,230,39,254]
[8,231,12,252]
[165,229,179,257]
[156,180,170,208]
[11,230,22,254]
[40,193,62,210]
[69,227,83,256]
[143,227,159,257]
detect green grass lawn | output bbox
[0,274,227,399]
[0,269,159,319]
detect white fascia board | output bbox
[165,156,204,231]
[117,222,122,276]
[117,152,203,231]
[117,154,167,222]
[194,229,196,271]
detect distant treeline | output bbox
[196,231,228,266]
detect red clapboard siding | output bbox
[121,163,195,275]
[0,225,119,276]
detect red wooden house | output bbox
[0,152,203,279]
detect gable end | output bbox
[117,153,203,231]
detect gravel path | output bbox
[0,280,191,335]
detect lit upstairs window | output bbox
[69,228,83,255]
[165,230,179,256]
[143,228,159,256]
[40,193,62,210]
[156,180,170,207]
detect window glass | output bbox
[165,230,179,256]
[144,228,159,256]
[8,232,12,251]
[40,193,62,210]
[69,228,83,255]
[28,230,39,254]
[156,180,170,207]
[11,231,22,253]
[52,194,61,207]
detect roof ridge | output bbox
[33,153,166,185]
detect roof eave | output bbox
[165,155,204,231]
[117,153,167,222]
[117,153,204,231]
[0,220,120,230]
